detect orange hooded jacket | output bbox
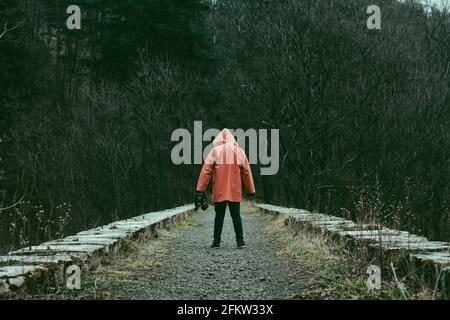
[196,129,256,203]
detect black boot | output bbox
[237,240,246,249]
[211,241,220,248]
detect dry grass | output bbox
[262,214,341,271]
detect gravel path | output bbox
[88,205,314,300]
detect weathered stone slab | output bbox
[49,236,119,246]
[107,221,152,228]
[0,265,45,278]
[10,243,106,256]
[0,254,73,266]
[310,215,346,222]
[312,219,353,225]
[338,229,428,245]
[323,221,358,229]
[379,241,450,252]
[255,204,296,214]
[363,235,427,245]
[76,229,131,237]
[338,229,398,237]
[311,220,354,229]
[414,252,450,266]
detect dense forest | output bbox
[0,0,449,253]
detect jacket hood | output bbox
[213,129,237,147]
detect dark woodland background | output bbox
[0,0,449,253]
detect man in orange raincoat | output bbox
[196,129,256,248]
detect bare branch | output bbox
[0,194,25,212]
[0,21,24,42]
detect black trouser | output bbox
[214,201,243,243]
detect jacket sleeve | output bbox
[196,149,215,192]
[239,151,256,194]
